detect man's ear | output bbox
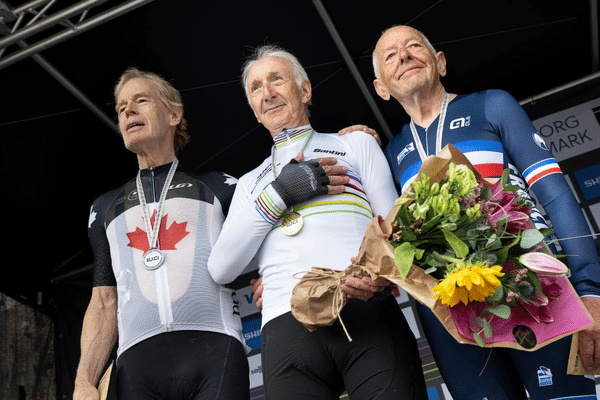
[436,51,447,77]
[301,79,312,104]
[170,107,183,127]
[373,79,391,101]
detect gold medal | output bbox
[281,211,303,236]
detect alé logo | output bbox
[450,116,471,129]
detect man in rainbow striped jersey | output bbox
[207,45,428,399]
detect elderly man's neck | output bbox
[401,86,451,129]
[269,122,311,138]
[136,148,176,169]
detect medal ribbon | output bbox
[135,158,179,251]
[409,92,450,161]
[271,127,314,177]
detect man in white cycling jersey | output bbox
[207,45,428,400]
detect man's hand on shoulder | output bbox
[338,124,382,148]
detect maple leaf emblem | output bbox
[127,211,190,253]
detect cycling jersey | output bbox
[88,162,243,358]
[207,125,398,327]
[384,90,599,400]
[384,89,600,297]
[207,125,428,398]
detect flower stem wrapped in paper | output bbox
[290,144,593,350]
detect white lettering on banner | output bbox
[244,329,261,340]
[585,177,600,188]
[532,98,600,162]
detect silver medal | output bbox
[143,248,165,270]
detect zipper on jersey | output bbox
[148,167,174,331]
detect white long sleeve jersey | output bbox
[208,126,398,327]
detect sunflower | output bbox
[433,264,504,306]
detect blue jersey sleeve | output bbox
[485,90,600,296]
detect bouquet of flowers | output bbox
[290,144,592,350]
[391,159,570,347]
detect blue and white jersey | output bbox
[384,90,600,297]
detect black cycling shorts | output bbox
[116,330,249,400]
[261,296,428,400]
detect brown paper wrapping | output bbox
[567,332,600,375]
[290,144,592,351]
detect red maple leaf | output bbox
[127,211,190,252]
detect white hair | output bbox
[372,25,437,79]
[241,45,311,107]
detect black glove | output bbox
[271,159,329,206]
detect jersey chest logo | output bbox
[127,211,190,253]
[449,116,471,129]
[397,142,415,165]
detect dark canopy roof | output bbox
[1,0,599,310]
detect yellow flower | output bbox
[433,264,504,306]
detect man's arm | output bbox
[73,286,118,400]
[338,132,399,299]
[486,89,600,369]
[208,154,349,284]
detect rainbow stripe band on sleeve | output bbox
[255,185,285,224]
[523,158,563,186]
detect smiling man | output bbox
[207,45,427,399]
[371,24,600,400]
[73,68,249,400]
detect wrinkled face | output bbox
[373,26,446,101]
[246,56,311,137]
[115,78,181,154]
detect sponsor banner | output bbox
[573,163,600,201]
[237,284,260,318]
[531,98,600,162]
[248,353,263,389]
[242,316,262,351]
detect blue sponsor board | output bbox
[426,386,441,400]
[242,316,262,351]
[574,163,600,200]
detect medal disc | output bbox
[281,211,303,236]
[143,248,165,270]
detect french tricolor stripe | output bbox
[523,158,562,186]
[454,140,504,178]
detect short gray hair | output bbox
[372,25,437,79]
[241,45,311,107]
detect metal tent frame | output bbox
[0,0,598,140]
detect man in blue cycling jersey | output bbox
[368,24,600,400]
